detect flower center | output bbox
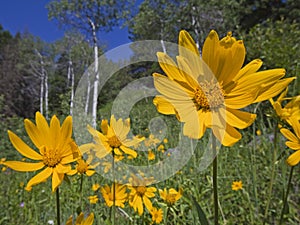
[108,135,121,148]
[41,146,61,167]
[136,186,147,196]
[194,80,224,111]
[166,194,177,204]
[76,159,88,174]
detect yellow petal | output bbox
[83,213,94,225]
[213,124,242,147]
[8,130,42,160]
[26,167,53,190]
[234,59,262,81]
[35,112,51,146]
[143,195,153,212]
[153,96,176,115]
[285,141,300,150]
[50,115,61,149]
[52,169,64,192]
[286,150,300,166]
[76,212,84,224]
[86,170,96,176]
[24,119,43,149]
[178,30,199,57]
[3,161,44,172]
[202,30,219,73]
[225,91,257,109]
[280,128,298,143]
[226,108,256,129]
[120,145,137,158]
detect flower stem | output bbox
[263,125,278,224]
[112,152,116,225]
[56,187,61,225]
[279,166,294,224]
[212,135,218,225]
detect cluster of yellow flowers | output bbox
[1,28,299,224]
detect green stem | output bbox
[212,135,218,225]
[56,187,61,225]
[263,125,278,224]
[112,152,116,225]
[279,166,294,224]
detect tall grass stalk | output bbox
[212,134,218,225]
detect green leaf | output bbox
[191,196,210,225]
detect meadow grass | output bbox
[0,99,299,225]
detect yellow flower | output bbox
[92,183,100,191]
[256,129,262,136]
[68,153,98,177]
[153,30,294,146]
[159,188,183,205]
[150,207,163,224]
[148,150,156,161]
[144,134,161,147]
[1,112,78,192]
[100,183,128,208]
[163,138,168,144]
[81,115,143,159]
[280,117,300,166]
[127,175,157,215]
[65,212,94,225]
[270,88,300,124]
[232,181,243,191]
[88,195,98,204]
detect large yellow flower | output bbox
[127,174,157,215]
[153,30,295,146]
[100,183,128,208]
[1,112,78,191]
[82,115,142,159]
[280,117,300,166]
[270,88,300,124]
[66,212,94,225]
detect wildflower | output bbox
[144,134,161,148]
[148,150,155,161]
[150,207,163,224]
[81,115,143,160]
[153,30,294,146]
[280,117,300,166]
[270,88,300,124]
[100,183,128,208]
[1,112,79,192]
[65,212,94,225]
[88,195,98,204]
[159,188,183,205]
[127,174,157,215]
[92,183,100,191]
[256,130,262,136]
[232,181,243,191]
[163,138,168,144]
[68,154,98,177]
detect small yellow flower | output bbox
[100,183,128,208]
[157,144,164,152]
[127,174,157,215]
[144,134,161,148]
[65,212,94,225]
[280,116,300,166]
[68,154,98,177]
[163,138,168,144]
[232,181,243,191]
[150,207,163,224]
[159,188,183,205]
[92,183,100,192]
[148,150,155,161]
[88,195,98,204]
[256,129,262,136]
[1,112,79,192]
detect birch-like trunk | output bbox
[88,18,99,128]
[40,66,44,115]
[68,59,75,115]
[85,67,91,114]
[44,69,49,120]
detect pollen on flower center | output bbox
[108,135,121,148]
[41,146,61,167]
[194,80,224,111]
[136,186,147,196]
[166,194,177,204]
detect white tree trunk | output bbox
[44,69,49,120]
[88,18,99,128]
[160,39,167,54]
[40,67,44,115]
[85,68,91,114]
[68,59,75,115]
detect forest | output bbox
[0,0,300,224]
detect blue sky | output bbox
[0,0,132,50]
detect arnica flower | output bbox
[159,188,183,205]
[232,181,243,191]
[88,195,98,204]
[127,174,157,215]
[1,112,78,192]
[150,207,163,224]
[66,212,94,225]
[100,183,128,208]
[82,115,143,160]
[148,150,156,161]
[280,116,300,166]
[270,88,300,124]
[92,183,100,191]
[68,154,98,177]
[153,30,295,146]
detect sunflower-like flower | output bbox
[231,181,243,191]
[68,155,98,177]
[153,30,295,146]
[270,88,300,124]
[82,115,143,159]
[65,212,94,225]
[280,116,300,166]
[1,112,78,192]
[150,207,163,224]
[127,174,157,215]
[100,183,128,208]
[159,188,183,205]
